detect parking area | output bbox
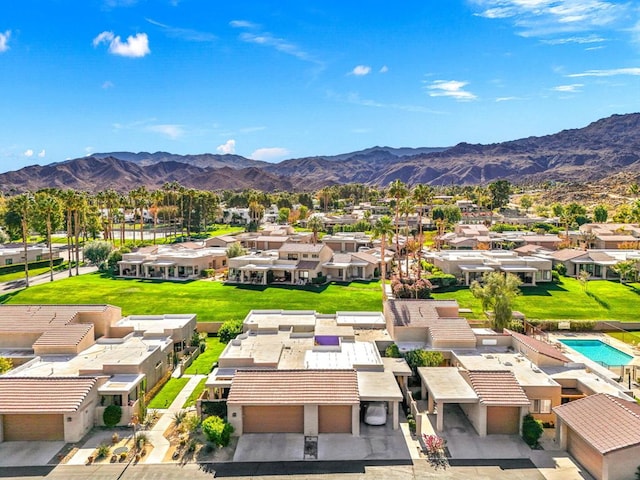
[233,415,412,462]
[0,441,64,467]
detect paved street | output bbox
[0,460,548,480]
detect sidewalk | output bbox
[0,265,98,294]
[67,373,206,466]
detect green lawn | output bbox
[184,337,225,375]
[182,378,207,408]
[0,273,383,322]
[0,266,53,283]
[432,277,640,321]
[147,377,190,409]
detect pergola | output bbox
[418,367,478,432]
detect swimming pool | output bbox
[559,339,633,367]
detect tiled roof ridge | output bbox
[604,393,640,420]
[506,329,570,363]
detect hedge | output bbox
[428,273,457,288]
[0,257,63,275]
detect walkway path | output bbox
[0,265,98,294]
[66,373,206,465]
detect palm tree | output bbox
[412,184,432,279]
[387,180,408,277]
[149,189,164,244]
[73,192,88,276]
[307,216,324,244]
[399,198,414,277]
[34,192,63,282]
[372,216,394,301]
[7,193,36,287]
[60,190,78,277]
[130,186,149,244]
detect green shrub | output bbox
[201,400,227,419]
[428,273,457,288]
[385,343,401,358]
[103,405,122,427]
[522,414,544,447]
[96,443,111,458]
[404,350,444,376]
[201,268,215,278]
[218,319,243,344]
[201,415,234,447]
[553,263,567,276]
[311,275,327,285]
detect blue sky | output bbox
[1,0,640,169]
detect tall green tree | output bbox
[488,180,512,210]
[34,192,63,282]
[306,216,324,244]
[372,216,394,301]
[387,180,408,276]
[470,271,522,331]
[593,204,608,223]
[6,193,36,287]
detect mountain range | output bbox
[2,113,639,193]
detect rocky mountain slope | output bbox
[0,113,638,192]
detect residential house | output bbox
[228,242,333,285]
[575,223,640,249]
[205,309,405,437]
[0,244,60,267]
[549,249,640,279]
[118,244,228,280]
[425,250,553,286]
[554,393,640,480]
[0,304,196,441]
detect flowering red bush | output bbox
[391,277,432,299]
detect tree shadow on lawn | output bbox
[519,282,569,297]
[98,273,197,285]
[225,283,330,294]
[624,283,640,296]
[0,290,21,304]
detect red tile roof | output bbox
[507,330,570,363]
[429,318,476,344]
[554,393,640,454]
[465,370,530,406]
[0,377,98,413]
[227,369,359,406]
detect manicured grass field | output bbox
[432,277,640,321]
[147,377,190,409]
[0,266,53,283]
[0,273,383,322]
[183,378,207,408]
[184,337,225,375]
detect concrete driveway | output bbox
[233,422,412,462]
[0,441,64,467]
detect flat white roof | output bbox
[98,374,144,394]
[357,371,403,401]
[418,367,478,403]
[304,341,382,370]
[117,314,196,334]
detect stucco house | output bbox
[204,309,406,436]
[0,305,196,442]
[554,393,640,480]
[118,244,228,280]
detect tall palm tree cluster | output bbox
[0,184,225,287]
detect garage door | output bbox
[486,406,520,434]
[319,405,352,433]
[243,405,304,433]
[3,413,64,441]
[567,429,603,480]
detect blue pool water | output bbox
[559,339,633,367]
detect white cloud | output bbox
[553,83,583,92]
[37,149,46,158]
[567,67,640,77]
[146,18,216,42]
[102,80,114,89]
[23,149,34,157]
[217,139,236,154]
[328,90,440,114]
[470,0,628,39]
[379,65,389,73]
[350,65,371,76]
[426,80,477,101]
[0,30,10,52]
[93,31,150,58]
[147,124,184,139]
[495,96,521,102]
[250,147,290,162]
[541,34,606,45]
[229,20,258,29]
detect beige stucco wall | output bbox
[76,306,122,339]
[228,404,243,436]
[460,401,487,437]
[305,404,318,436]
[604,445,640,480]
[0,332,40,349]
[393,326,429,344]
[522,385,561,424]
[65,389,98,442]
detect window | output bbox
[36,255,42,261]
[530,399,552,414]
[303,254,308,258]
[5,259,12,266]
[312,254,319,259]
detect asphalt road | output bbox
[0,459,546,480]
